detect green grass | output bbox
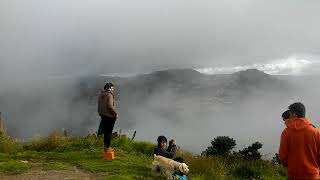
[0,160,31,175]
[0,150,164,179]
[0,131,287,179]
[42,161,72,171]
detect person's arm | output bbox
[167,140,173,152]
[168,144,177,157]
[279,129,289,167]
[107,94,117,118]
[167,140,176,152]
[156,147,176,158]
[166,140,177,158]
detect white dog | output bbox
[152,155,189,179]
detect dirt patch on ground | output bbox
[0,168,108,180]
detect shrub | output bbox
[67,134,103,152]
[188,156,227,179]
[271,153,281,164]
[204,136,236,156]
[0,130,22,153]
[232,164,262,179]
[238,141,263,160]
[23,132,68,152]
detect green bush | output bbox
[227,158,287,180]
[232,164,262,179]
[0,130,22,153]
[238,141,263,160]
[204,136,236,156]
[200,137,287,179]
[67,135,103,152]
[271,153,281,164]
[23,132,68,152]
[187,155,228,179]
[22,132,156,155]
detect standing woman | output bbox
[98,83,118,152]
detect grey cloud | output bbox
[1,0,320,155]
[1,0,320,79]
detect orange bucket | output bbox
[103,149,115,160]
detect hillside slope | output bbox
[0,131,287,179]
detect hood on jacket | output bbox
[157,136,167,147]
[285,118,313,131]
[101,90,113,94]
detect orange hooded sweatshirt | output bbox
[279,118,320,180]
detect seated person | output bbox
[154,135,177,159]
[154,135,185,171]
[154,136,187,179]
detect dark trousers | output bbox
[98,115,116,148]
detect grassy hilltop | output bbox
[0,130,286,180]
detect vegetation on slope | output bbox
[0,130,286,179]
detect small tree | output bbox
[271,153,281,164]
[204,136,236,156]
[239,141,263,160]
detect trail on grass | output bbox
[0,168,108,180]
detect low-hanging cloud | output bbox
[196,57,315,75]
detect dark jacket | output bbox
[154,143,177,158]
[98,90,117,118]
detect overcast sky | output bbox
[2,1,320,155]
[1,0,320,80]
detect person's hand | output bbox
[170,139,176,145]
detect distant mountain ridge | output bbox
[72,68,293,128]
[76,68,289,101]
[1,68,317,140]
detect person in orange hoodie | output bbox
[279,102,320,180]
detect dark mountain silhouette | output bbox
[76,68,289,104]
[69,68,294,129]
[1,68,299,137]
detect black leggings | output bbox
[98,115,116,148]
